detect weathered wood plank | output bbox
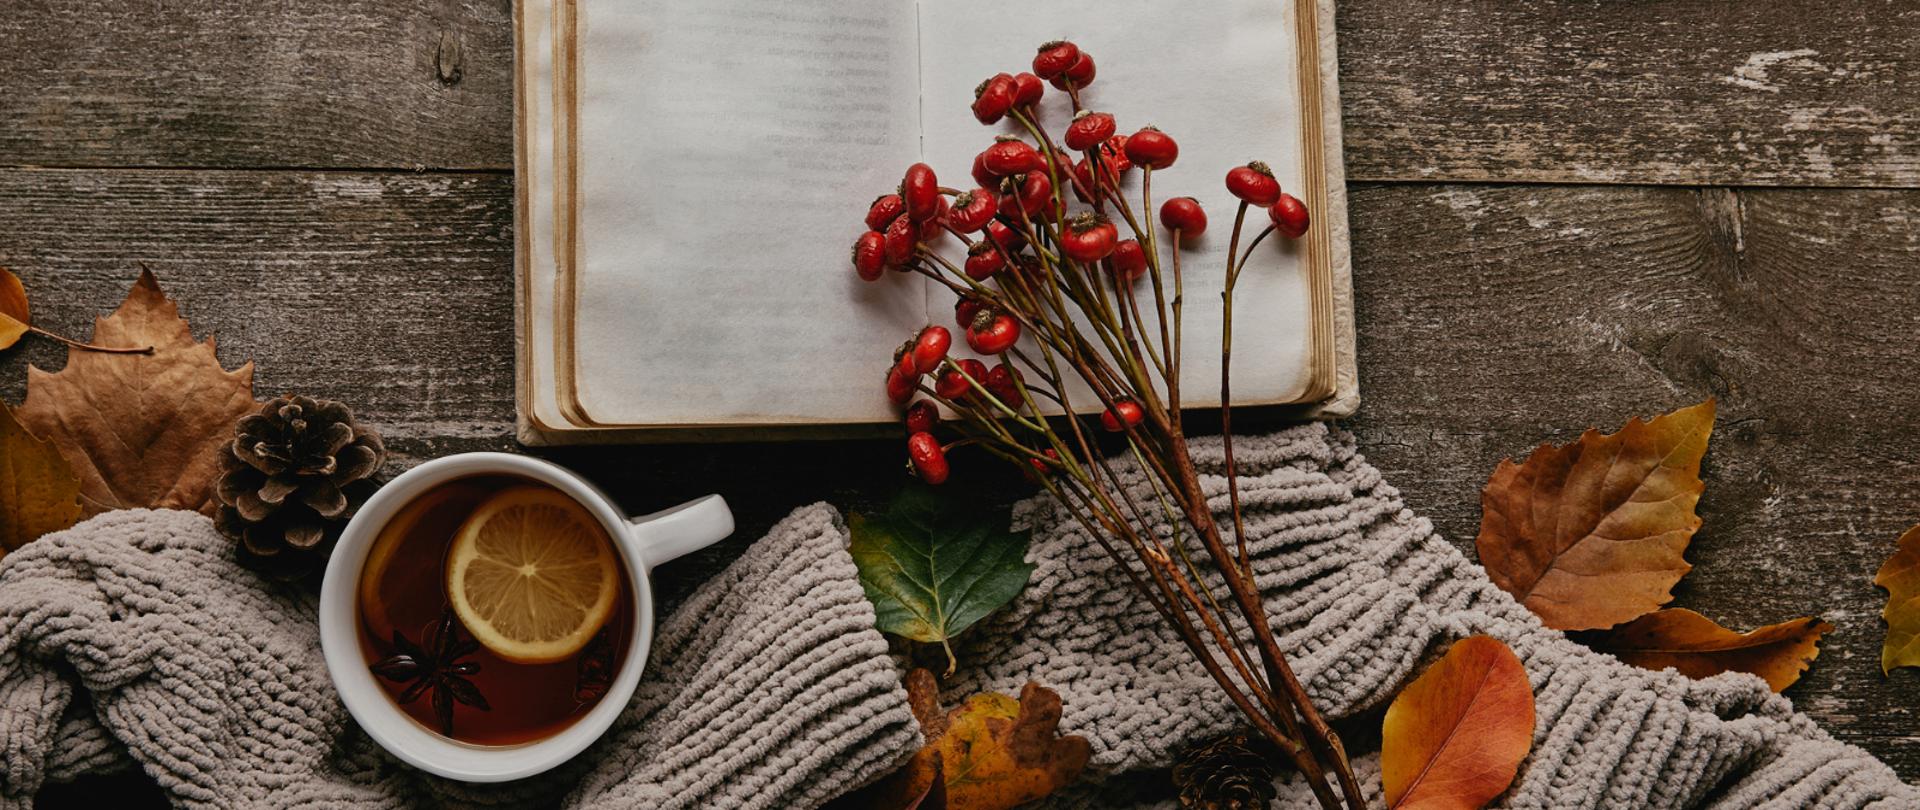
[1343,183,1920,772]
[4,2,1919,187]
[1337,1,1920,186]
[4,172,1917,778]
[0,0,512,169]
[0,168,520,460]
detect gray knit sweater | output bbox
[0,425,1912,808]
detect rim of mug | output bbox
[318,452,656,782]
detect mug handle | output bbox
[626,495,735,570]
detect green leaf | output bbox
[849,486,1035,675]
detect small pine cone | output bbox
[1172,731,1279,810]
[215,395,386,581]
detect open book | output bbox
[516,0,1357,442]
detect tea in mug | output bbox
[356,475,632,745]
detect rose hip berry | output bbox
[1109,239,1147,282]
[906,431,949,484]
[1062,214,1119,263]
[948,189,998,232]
[1225,161,1281,206]
[885,353,920,405]
[1100,399,1144,432]
[1070,157,1120,203]
[866,194,905,232]
[955,296,986,330]
[902,163,940,222]
[1065,111,1117,151]
[904,400,938,434]
[1051,51,1096,90]
[917,196,950,242]
[852,231,887,281]
[985,362,1022,404]
[1124,127,1178,169]
[966,311,1022,354]
[999,172,1053,220]
[965,241,1005,280]
[935,358,984,399]
[884,214,917,268]
[1159,197,1207,237]
[1012,72,1044,107]
[972,73,1016,124]
[982,138,1043,176]
[1029,447,1060,476]
[1269,192,1310,239]
[985,219,1025,253]
[1099,135,1132,174]
[1032,40,1080,79]
[971,151,996,188]
[985,219,1023,250]
[909,325,951,374]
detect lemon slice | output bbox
[445,485,619,663]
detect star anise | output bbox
[370,609,490,736]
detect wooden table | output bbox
[3,1,1917,802]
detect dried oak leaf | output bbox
[18,270,256,516]
[1873,524,1920,675]
[1381,636,1535,810]
[0,400,83,556]
[1581,608,1829,692]
[855,668,1089,810]
[1477,399,1714,631]
[0,268,28,350]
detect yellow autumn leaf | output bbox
[852,669,1089,810]
[0,267,29,350]
[1873,524,1920,675]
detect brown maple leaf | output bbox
[1476,399,1714,631]
[0,400,83,556]
[847,669,1089,810]
[1582,608,1829,692]
[18,270,257,516]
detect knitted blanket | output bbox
[0,425,1912,808]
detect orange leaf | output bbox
[1476,399,1713,630]
[17,270,257,516]
[1873,524,1920,675]
[0,400,83,556]
[1382,636,1535,810]
[1583,608,1829,692]
[0,267,29,350]
[850,669,1089,810]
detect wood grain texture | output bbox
[1342,182,1920,771]
[3,1,1917,187]
[0,0,512,169]
[5,173,1918,777]
[1338,1,1920,185]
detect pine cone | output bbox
[1172,731,1280,810]
[215,395,386,580]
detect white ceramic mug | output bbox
[318,452,734,782]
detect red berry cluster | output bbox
[846,40,1310,485]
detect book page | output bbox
[518,0,566,430]
[568,0,925,425]
[918,0,1313,407]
